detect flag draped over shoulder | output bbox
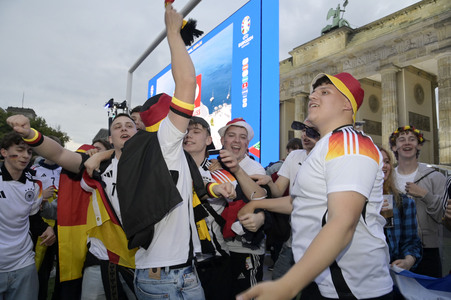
[390,265,451,299]
[57,170,136,282]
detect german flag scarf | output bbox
[57,169,136,282]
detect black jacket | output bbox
[117,130,207,250]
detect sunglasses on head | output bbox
[291,121,320,139]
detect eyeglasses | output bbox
[291,121,320,139]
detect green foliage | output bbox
[0,110,70,147]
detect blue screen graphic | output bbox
[148,0,279,166]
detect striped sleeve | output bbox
[326,127,380,163]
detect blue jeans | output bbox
[134,266,205,300]
[272,243,295,280]
[0,263,38,300]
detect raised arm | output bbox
[7,115,82,173]
[165,4,196,132]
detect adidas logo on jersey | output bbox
[103,170,113,178]
[237,273,246,280]
[0,190,6,198]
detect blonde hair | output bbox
[379,146,402,208]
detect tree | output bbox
[0,109,70,147]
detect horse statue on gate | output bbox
[321,0,351,34]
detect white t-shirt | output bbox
[32,161,62,220]
[31,161,62,191]
[226,155,267,255]
[278,149,308,193]
[0,166,42,272]
[84,157,122,261]
[239,155,266,178]
[135,117,201,269]
[394,167,418,194]
[277,149,309,247]
[290,126,392,299]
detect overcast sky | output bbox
[0,0,420,150]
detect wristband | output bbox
[23,128,44,147]
[207,182,220,198]
[170,97,194,119]
[250,189,268,201]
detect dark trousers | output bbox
[55,279,82,300]
[38,242,58,300]
[229,252,264,297]
[197,256,233,300]
[415,248,442,278]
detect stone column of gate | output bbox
[380,66,399,150]
[294,93,308,139]
[437,53,451,165]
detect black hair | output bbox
[110,113,135,129]
[92,139,112,150]
[0,132,30,160]
[286,138,303,151]
[189,117,211,136]
[1,132,27,150]
[130,105,142,114]
[312,76,332,90]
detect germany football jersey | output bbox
[0,164,42,271]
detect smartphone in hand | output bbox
[208,149,221,156]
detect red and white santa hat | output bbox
[218,117,254,141]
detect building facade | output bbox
[279,0,451,165]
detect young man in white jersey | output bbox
[389,126,446,278]
[32,136,62,220]
[182,116,236,300]
[31,135,63,300]
[238,72,393,300]
[216,118,268,296]
[0,132,56,300]
[8,116,138,300]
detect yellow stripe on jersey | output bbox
[326,130,380,163]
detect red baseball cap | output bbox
[311,72,364,122]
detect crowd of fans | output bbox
[1,3,450,300]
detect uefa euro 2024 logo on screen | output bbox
[239,16,253,49]
[241,16,251,34]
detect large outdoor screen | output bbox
[148,0,279,166]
